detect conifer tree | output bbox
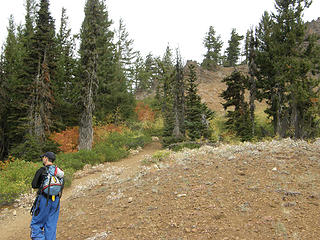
[156,46,174,114]
[157,46,175,145]
[225,28,244,67]
[115,19,139,92]
[0,52,5,160]
[201,26,223,70]
[78,0,102,150]
[95,2,135,124]
[185,64,214,140]
[0,17,19,159]
[172,49,185,139]
[4,0,38,159]
[28,0,56,140]
[132,54,155,93]
[247,29,258,136]
[1,15,31,160]
[143,53,158,90]
[79,0,134,148]
[255,0,319,138]
[53,7,79,130]
[221,71,252,141]
[255,11,278,132]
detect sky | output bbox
[0,0,319,63]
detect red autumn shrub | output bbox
[50,124,127,153]
[135,102,155,122]
[50,127,79,153]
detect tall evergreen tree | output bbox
[115,18,139,92]
[53,7,79,130]
[143,53,158,90]
[225,28,244,67]
[172,49,185,139]
[5,0,38,159]
[79,0,133,148]
[78,0,102,150]
[221,71,252,141]
[247,29,258,136]
[0,16,20,160]
[255,11,278,133]
[185,64,214,140]
[255,0,319,138]
[95,2,135,124]
[243,30,251,65]
[156,46,174,115]
[201,26,223,70]
[157,46,175,145]
[132,53,158,93]
[0,51,5,160]
[28,0,56,140]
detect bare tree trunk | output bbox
[29,56,49,141]
[172,55,185,139]
[79,104,94,150]
[79,64,97,150]
[248,30,257,136]
[173,88,183,138]
[291,98,302,139]
[276,89,282,138]
[280,110,289,138]
[173,107,181,138]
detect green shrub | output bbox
[0,160,40,205]
[126,134,151,149]
[77,150,104,165]
[55,153,86,171]
[103,131,128,149]
[142,117,164,137]
[141,150,170,165]
[94,143,128,162]
[171,142,201,152]
[152,150,170,162]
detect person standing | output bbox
[30,152,64,240]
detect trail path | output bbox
[1,139,320,239]
[0,141,162,240]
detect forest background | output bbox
[0,0,319,205]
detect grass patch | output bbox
[170,142,201,152]
[141,150,171,165]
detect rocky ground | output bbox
[1,138,320,240]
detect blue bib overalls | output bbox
[30,194,60,240]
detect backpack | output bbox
[41,165,64,196]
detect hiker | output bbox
[30,152,64,240]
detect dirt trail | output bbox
[0,141,162,240]
[1,139,320,240]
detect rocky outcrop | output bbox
[306,17,320,43]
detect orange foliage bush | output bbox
[135,102,155,122]
[50,127,79,153]
[50,124,126,153]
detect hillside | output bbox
[185,62,249,114]
[306,17,320,43]
[137,18,320,116]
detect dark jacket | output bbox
[31,166,47,189]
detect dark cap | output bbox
[40,152,56,161]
